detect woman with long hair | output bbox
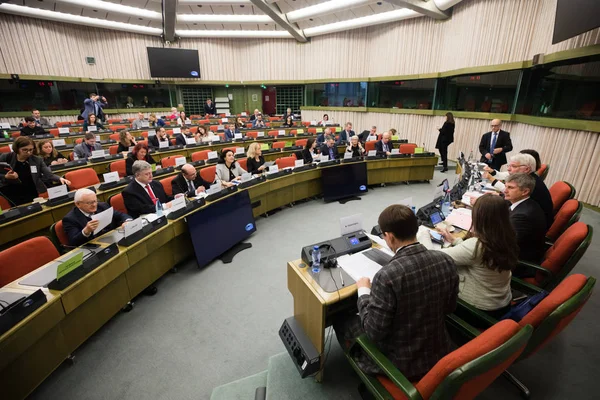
[246,142,266,174]
[215,149,247,187]
[301,138,319,164]
[126,142,156,176]
[435,112,455,172]
[117,130,137,153]
[83,113,105,132]
[36,139,68,166]
[417,194,518,317]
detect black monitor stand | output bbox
[218,242,252,263]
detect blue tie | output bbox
[329,147,334,160]
[490,133,497,154]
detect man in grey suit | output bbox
[334,205,458,381]
[31,109,50,126]
[74,133,103,159]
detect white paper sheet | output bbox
[91,207,114,235]
[337,253,382,282]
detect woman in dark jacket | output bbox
[435,112,455,172]
[301,138,319,164]
[126,143,156,176]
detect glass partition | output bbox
[306,82,367,107]
[96,83,172,109]
[374,79,436,109]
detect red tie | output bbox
[145,184,157,204]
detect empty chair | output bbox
[192,150,211,162]
[237,158,247,172]
[110,160,126,178]
[549,181,576,215]
[109,145,119,155]
[0,146,11,153]
[0,237,60,287]
[272,141,285,149]
[536,163,549,181]
[49,128,59,137]
[209,125,219,132]
[246,131,259,139]
[268,130,279,138]
[200,165,216,184]
[275,156,296,169]
[109,125,127,132]
[107,118,122,124]
[75,138,83,144]
[161,155,185,168]
[0,195,11,210]
[546,199,582,242]
[308,128,317,134]
[160,176,176,197]
[65,168,100,189]
[109,193,128,215]
[49,220,69,250]
[295,139,307,147]
[365,141,377,153]
[399,143,417,154]
[109,133,120,141]
[56,121,73,127]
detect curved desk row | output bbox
[0,156,436,400]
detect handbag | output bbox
[500,290,549,322]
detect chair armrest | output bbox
[456,299,498,327]
[350,334,423,400]
[517,260,552,286]
[511,277,543,294]
[446,313,481,339]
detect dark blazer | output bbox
[74,142,103,159]
[126,154,156,176]
[0,153,61,195]
[478,130,512,168]
[336,129,356,144]
[510,198,547,273]
[356,243,458,379]
[375,140,392,156]
[171,173,211,197]
[530,173,554,230]
[224,128,239,140]
[175,134,195,146]
[41,152,67,166]
[122,179,171,218]
[20,126,47,136]
[148,135,170,149]
[82,98,107,121]
[246,156,265,174]
[117,142,134,153]
[62,202,131,247]
[435,122,455,149]
[82,121,105,132]
[320,144,338,160]
[301,149,314,164]
[204,102,216,115]
[346,144,364,158]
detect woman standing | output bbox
[246,142,266,174]
[36,139,68,166]
[435,112,455,172]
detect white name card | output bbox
[0,123,10,129]
[257,132,265,137]
[320,154,330,162]
[217,125,224,130]
[339,213,363,236]
[241,112,247,116]
[95,135,101,142]
[48,184,68,200]
[367,136,377,142]
[268,165,279,174]
[207,184,221,195]
[172,127,181,134]
[391,149,400,155]
[278,130,285,136]
[234,133,243,140]
[221,118,228,123]
[185,137,196,145]
[58,127,70,134]
[235,147,245,155]
[368,150,376,157]
[310,120,317,126]
[87,125,97,132]
[52,139,66,147]
[170,196,186,212]
[147,129,156,137]
[175,157,186,166]
[208,151,218,159]
[159,140,169,149]
[141,121,149,128]
[211,135,221,142]
[103,171,120,183]
[92,150,105,158]
[295,160,304,167]
[124,218,143,237]
[128,146,134,152]
[344,152,353,159]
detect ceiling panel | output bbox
[119,0,149,8]
[82,9,108,19]
[22,0,54,11]
[54,3,82,15]
[106,12,131,23]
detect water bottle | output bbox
[73,153,79,160]
[442,192,451,217]
[411,206,416,214]
[155,199,163,216]
[2,130,8,139]
[311,245,321,275]
[468,150,473,162]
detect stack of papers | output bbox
[445,208,472,231]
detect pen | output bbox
[339,268,345,286]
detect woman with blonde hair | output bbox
[117,130,137,153]
[246,142,266,174]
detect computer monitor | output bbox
[321,163,368,202]
[187,191,256,268]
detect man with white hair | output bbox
[478,119,512,170]
[484,153,553,229]
[122,160,173,218]
[249,109,261,121]
[62,189,131,246]
[131,112,146,130]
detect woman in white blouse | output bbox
[417,194,519,318]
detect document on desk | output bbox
[365,233,394,256]
[337,252,382,282]
[92,207,114,235]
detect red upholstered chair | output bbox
[75,138,83,144]
[49,220,70,251]
[546,199,582,242]
[192,150,211,162]
[11,132,20,138]
[65,168,100,190]
[0,237,60,287]
[268,130,279,138]
[295,139,307,147]
[400,143,417,154]
[49,128,59,137]
[200,165,216,184]
[107,118,122,124]
[109,125,127,132]
[308,128,317,134]
[272,141,285,149]
[209,125,219,132]
[246,123,253,129]
[109,193,128,215]
[0,146,11,153]
[110,160,126,178]
[365,141,377,153]
[536,164,549,181]
[349,319,532,400]
[170,138,177,146]
[160,176,176,197]
[56,121,72,127]
[268,116,279,122]
[0,195,11,210]
[275,156,296,169]
[109,133,120,141]
[301,121,310,127]
[519,222,592,289]
[246,131,259,139]
[161,155,185,168]
[549,181,576,215]
[109,145,119,155]
[237,158,247,172]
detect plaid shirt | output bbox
[357,243,458,380]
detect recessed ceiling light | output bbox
[93,9,97,12]
[138,17,143,20]
[377,1,382,5]
[309,18,313,21]
[193,23,197,25]
[197,5,202,7]
[240,5,245,7]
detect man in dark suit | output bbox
[81,93,107,122]
[319,135,338,160]
[504,173,547,277]
[62,189,131,247]
[374,132,392,156]
[175,126,195,146]
[336,122,356,144]
[122,160,172,218]
[204,99,216,116]
[172,164,211,197]
[333,205,458,380]
[148,127,170,149]
[20,117,47,136]
[478,119,512,170]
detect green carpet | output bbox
[210,370,267,400]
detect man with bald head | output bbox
[375,131,392,156]
[171,163,211,197]
[62,188,131,246]
[478,119,512,170]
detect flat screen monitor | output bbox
[553,0,600,44]
[147,47,201,78]
[321,163,368,202]
[187,191,256,268]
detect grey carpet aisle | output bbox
[29,171,600,400]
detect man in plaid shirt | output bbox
[334,205,458,381]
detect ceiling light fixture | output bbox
[286,0,371,23]
[52,0,162,20]
[175,29,292,38]
[177,14,271,23]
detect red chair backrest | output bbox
[246,131,258,139]
[109,133,120,141]
[109,194,128,214]
[0,195,11,209]
[53,220,70,247]
[75,138,83,144]
[0,146,11,153]
[237,158,247,172]
[160,176,176,198]
[11,132,20,138]
[537,163,548,178]
[110,160,126,178]
[246,123,253,129]
[549,181,574,215]
[108,118,122,124]
[109,125,127,132]
[140,131,149,138]
[170,138,177,146]
[161,155,185,168]
[546,199,580,242]
[272,141,285,149]
[268,130,279,138]
[200,165,216,184]
[209,125,219,132]
[0,237,60,287]
[276,156,296,169]
[109,145,119,155]
[65,168,100,189]
[365,141,376,152]
[56,121,73,127]
[308,128,317,134]
[268,116,279,122]
[49,128,59,137]
[400,143,417,154]
[192,150,211,162]
[295,139,307,147]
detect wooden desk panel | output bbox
[0,208,54,248]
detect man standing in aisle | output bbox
[478,119,512,171]
[82,93,108,122]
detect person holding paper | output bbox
[346,135,365,157]
[20,117,47,137]
[417,194,517,318]
[175,126,195,146]
[62,189,131,246]
[131,112,146,130]
[82,113,105,133]
[148,127,171,149]
[74,133,103,159]
[223,124,240,141]
[171,164,211,197]
[435,112,455,172]
[216,149,247,187]
[301,138,319,164]
[204,99,216,116]
[126,143,156,176]
[333,204,458,379]
[0,137,70,206]
[249,109,260,122]
[122,160,172,218]
[246,142,266,174]
[374,132,392,157]
[36,139,68,166]
[252,114,266,128]
[318,114,330,126]
[319,136,338,160]
[117,130,137,153]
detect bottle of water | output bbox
[73,153,79,160]
[411,206,416,214]
[442,192,451,217]
[155,199,163,216]
[2,130,8,139]
[468,150,473,162]
[311,245,321,275]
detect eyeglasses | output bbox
[80,200,98,205]
[21,148,34,153]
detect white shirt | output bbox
[136,178,157,199]
[80,208,93,237]
[510,196,530,211]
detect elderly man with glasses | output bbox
[478,119,512,171]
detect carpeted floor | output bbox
[29,170,600,400]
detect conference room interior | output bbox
[1,0,599,399]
